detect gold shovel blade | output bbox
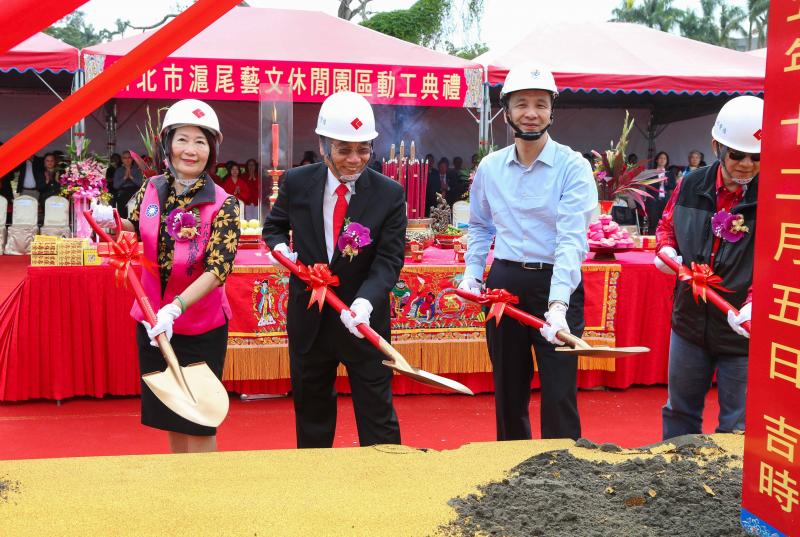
[381,360,474,395]
[142,362,230,427]
[554,346,650,358]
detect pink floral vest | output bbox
[131,177,232,335]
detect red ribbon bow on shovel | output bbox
[678,262,733,304]
[96,230,143,286]
[473,288,519,326]
[298,263,341,311]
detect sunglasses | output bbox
[724,147,760,162]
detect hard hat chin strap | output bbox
[715,144,755,186]
[320,136,373,182]
[505,110,553,141]
[501,94,555,142]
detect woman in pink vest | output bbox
[92,99,240,453]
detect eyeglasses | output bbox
[725,147,760,162]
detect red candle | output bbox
[416,161,423,216]
[271,123,279,169]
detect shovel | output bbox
[454,288,650,358]
[270,250,474,395]
[656,251,750,335]
[84,209,229,427]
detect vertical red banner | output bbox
[741,2,800,535]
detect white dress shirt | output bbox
[22,160,36,189]
[323,169,355,261]
[464,137,597,305]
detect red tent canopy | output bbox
[478,22,764,95]
[81,7,483,108]
[0,32,79,73]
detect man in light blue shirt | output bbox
[459,65,597,441]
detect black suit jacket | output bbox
[425,170,444,217]
[445,169,467,206]
[263,163,407,354]
[15,157,45,194]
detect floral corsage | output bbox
[166,207,201,241]
[337,219,372,260]
[711,210,749,243]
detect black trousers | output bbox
[485,261,585,441]
[288,308,400,448]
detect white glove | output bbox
[141,303,182,347]
[727,302,752,339]
[654,246,683,275]
[340,298,373,339]
[457,276,483,294]
[90,200,115,228]
[269,243,297,270]
[540,302,569,345]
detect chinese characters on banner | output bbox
[98,56,482,108]
[741,2,800,535]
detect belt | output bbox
[495,259,554,270]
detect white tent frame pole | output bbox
[70,69,85,147]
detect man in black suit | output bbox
[263,91,407,449]
[15,155,45,198]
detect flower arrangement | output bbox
[166,207,201,241]
[58,137,110,202]
[591,111,663,210]
[711,210,749,243]
[337,219,372,260]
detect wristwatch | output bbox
[548,300,568,311]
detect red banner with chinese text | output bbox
[82,55,484,108]
[741,2,800,535]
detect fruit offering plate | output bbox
[239,230,263,249]
[589,245,633,261]
[434,234,462,249]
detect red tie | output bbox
[332,183,349,250]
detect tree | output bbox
[746,0,769,49]
[338,0,374,21]
[445,42,488,60]
[45,5,187,48]
[678,0,720,45]
[360,0,484,51]
[610,0,681,32]
[718,3,747,48]
[44,11,107,49]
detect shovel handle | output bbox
[656,251,751,334]
[453,288,586,351]
[83,209,184,373]
[270,249,383,348]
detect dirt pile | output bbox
[440,435,749,537]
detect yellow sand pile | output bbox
[0,435,743,537]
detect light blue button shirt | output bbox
[464,137,598,305]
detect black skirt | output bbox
[136,322,228,436]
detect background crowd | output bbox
[0,141,708,236]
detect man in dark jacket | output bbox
[654,96,763,440]
[263,91,406,449]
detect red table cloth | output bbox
[0,250,674,401]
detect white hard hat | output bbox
[161,99,223,144]
[315,91,378,142]
[500,65,559,100]
[711,95,763,154]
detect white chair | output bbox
[126,195,137,218]
[39,196,71,238]
[451,200,470,230]
[5,195,39,255]
[0,196,7,254]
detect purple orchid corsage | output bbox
[166,207,201,241]
[711,210,749,243]
[337,220,372,260]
